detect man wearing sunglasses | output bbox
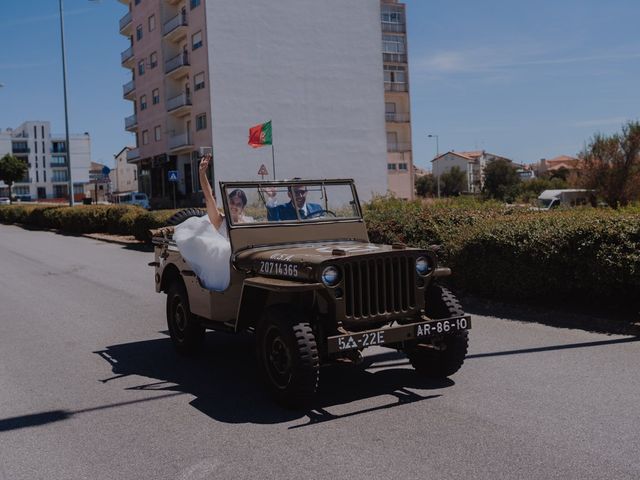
[265,184,323,221]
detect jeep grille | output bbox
[343,256,416,318]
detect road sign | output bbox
[168,170,179,182]
[101,166,111,176]
[258,164,269,176]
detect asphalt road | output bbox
[0,225,639,480]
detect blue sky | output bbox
[1,0,638,170]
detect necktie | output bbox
[298,209,306,219]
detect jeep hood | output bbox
[234,241,423,267]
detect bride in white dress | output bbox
[173,154,251,291]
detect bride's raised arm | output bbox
[199,154,223,230]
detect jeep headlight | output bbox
[321,266,341,287]
[415,256,431,276]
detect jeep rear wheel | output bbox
[406,285,468,378]
[166,281,205,355]
[257,306,319,408]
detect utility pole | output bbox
[427,134,440,198]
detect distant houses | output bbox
[431,150,525,194]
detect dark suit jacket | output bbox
[267,201,323,221]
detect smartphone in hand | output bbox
[199,146,213,158]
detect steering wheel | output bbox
[305,209,337,219]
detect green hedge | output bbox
[364,198,640,309]
[2,200,639,308]
[0,204,177,242]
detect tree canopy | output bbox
[580,121,640,208]
[482,158,521,201]
[0,154,28,204]
[440,166,466,196]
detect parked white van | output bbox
[113,192,150,209]
[536,189,595,210]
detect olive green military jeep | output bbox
[151,179,470,407]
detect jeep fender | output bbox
[235,278,324,332]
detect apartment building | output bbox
[381,0,414,200]
[0,121,90,201]
[119,0,389,206]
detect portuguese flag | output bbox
[248,120,272,148]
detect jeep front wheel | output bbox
[166,281,205,355]
[256,306,319,408]
[406,285,469,378]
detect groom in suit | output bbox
[266,184,323,221]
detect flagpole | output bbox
[271,144,276,180]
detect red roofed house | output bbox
[537,155,582,175]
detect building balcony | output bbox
[385,112,410,123]
[15,178,31,184]
[387,142,412,153]
[163,13,188,42]
[168,133,193,153]
[12,146,30,154]
[121,46,134,67]
[166,93,192,116]
[119,11,132,35]
[126,148,140,162]
[383,52,407,63]
[125,114,138,131]
[381,22,406,33]
[384,82,408,93]
[123,79,136,99]
[164,52,190,79]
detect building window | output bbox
[190,0,201,9]
[381,7,404,24]
[192,31,203,50]
[384,65,406,83]
[51,156,66,166]
[382,35,406,54]
[196,113,207,131]
[34,142,38,154]
[34,126,38,138]
[387,163,397,171]
[52,170,68,182]
[142,130,149,145]
[136,24,143,41]
[149,52,158,69]
[194,72,205,91]
[138,60,145,76]
[152,88,160,105]
[44,171,47,182]
[140,95,147,111]
[154,126,161,141]
[385,102,396,113]
[148,14,155,32]
[398,163,408,171]
[41,126,45,138]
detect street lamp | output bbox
[427,134,440,198]
[58,0,100,206]
[58,0,74,206]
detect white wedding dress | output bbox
[173,215,231,291]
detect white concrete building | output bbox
[0,121,91,201]
[110,147,139,194]
[119,0,389,206]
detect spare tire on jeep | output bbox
[166,208,206,226]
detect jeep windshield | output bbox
[221,180,362,226]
